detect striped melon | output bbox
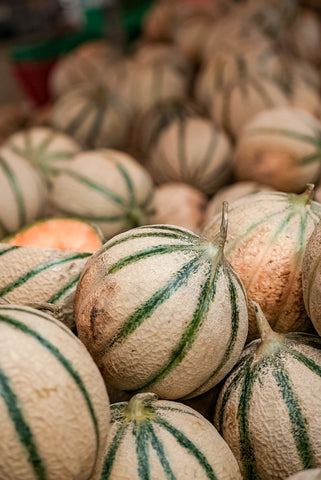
[233,107,321,192]
[147,116,232,195]
[286,469,321,480]
[74,209,248,400]
[130,100,199,163]
[203,186,321,341]
[50,149,154,240]
[150,183,207,233]
[2,127,80,181]
[49,40,119,99]
[0,243,92,328]
[0,146,47,240]
[0,304,110,480]
[208,74,289,138]
[111,61,188,116]
[214,301,321,480]
[302,218,321,336]
[100,392,242,479]
[204,181,274,226]
[50,84,131,149]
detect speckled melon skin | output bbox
[203,190,321,341]
[101,396,242,480]
[0,243,92,329]
[0,305,110,480]
[74,224,248,400]
[214,331,321,480]
[0,148,47,239]
[2,127,80,180]
[302,219,321,336]
[50,149,154,240]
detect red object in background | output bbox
[11,59,56,107]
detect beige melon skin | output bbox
[214,305,321,480]
[203,189,321,341]
[2,127,80,180]
[0,147,47,239]
[0,304,110,480]
[233,107,321,193]
[74,223,248,400]
[149,183,207,233]
[50,85,131,150]
[148,117,232,195]
[286,469,321,480]
[204,181,274,226]
[302,219,321,336]
[49,40,119,99]
[50,149,154,240]
[100,393,242,479]
[0,243,92,329]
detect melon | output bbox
[50,84,131,149]
[0,304,110,480]
[302,218,321,336]
[233,107,321,192]
[74,208,248,400]
[0,103,30,144]
[0,243,92,329]
[150,183,207,233]
[147,116,232,195]
[2,127,80,181]
[49,40,119,99]
[0,146,47,239]
[214,301,321,480]
[203,186,321,341]
[50,149,154,240]
[3,217,103,253]
[100,392,242,479]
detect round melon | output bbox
[49,40,119,99]
[0,304,110,480]
[214,301,321,480]
[74,210,248,400]
[203,187,321,341]
[233,107,321,192]
[147,116,232,195]
[0,146,47,239]
[286,469,321,480]
[2,127,80,181]
[50,149,154,240]
[50,84,131,149]
[111,61,188,116]
[100,392,242,479]
[0,242,92,329]
[302,218,321,336]
[149,183,207,233]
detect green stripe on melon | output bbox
[75,214,248,400]
[100,393,242,479]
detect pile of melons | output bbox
[1,0,321,478]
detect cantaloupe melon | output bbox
[0,304,110,480]
[214,302,321,480]
[100,392,242,479]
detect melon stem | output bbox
[214,201,228,251]
[127,206,145,228]
[124,393,158,421]
[300,184,314,205]
[253,301,284,349]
